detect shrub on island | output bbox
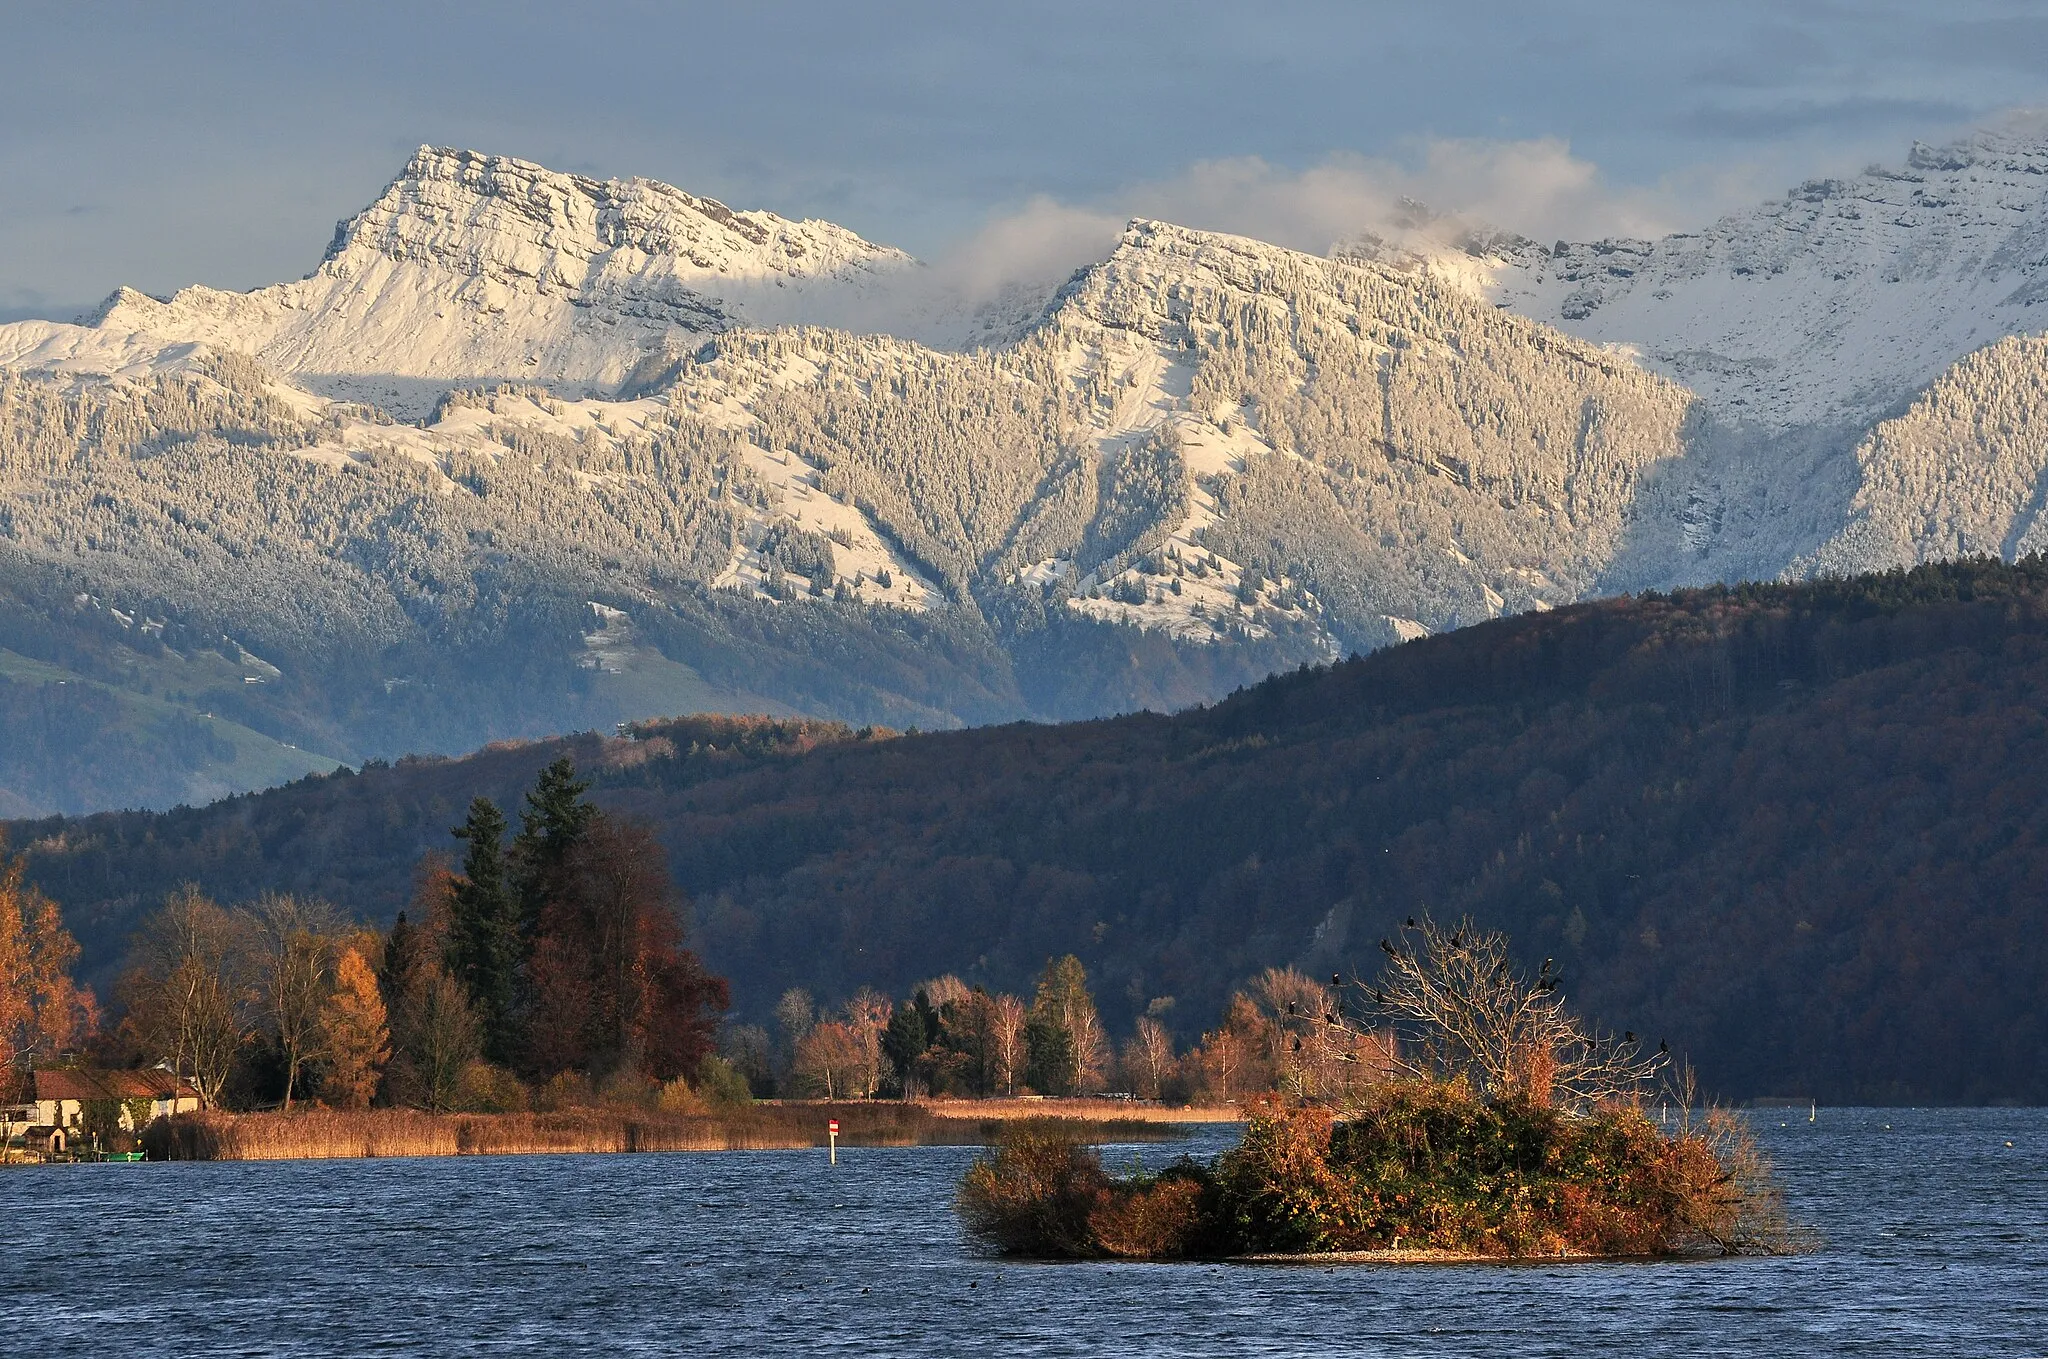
[958,918,1802,1261]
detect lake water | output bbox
[4,1108,2043,1355]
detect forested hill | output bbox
[16,557,2048,1104]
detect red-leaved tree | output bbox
[528,817,727,1082]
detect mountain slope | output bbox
[19,557,2048,1103]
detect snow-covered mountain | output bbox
[11,126,2048,812]
[1484,113,2048,435]
[84,147,922,417]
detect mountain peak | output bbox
[326,144,909,286]
[79,146,920,416]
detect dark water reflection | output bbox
[4,1108,2044,1355]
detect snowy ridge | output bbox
[0,319,215,387]
[87,147,918,417]
[1480,113,2048,433]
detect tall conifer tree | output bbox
[512,757,596,933]
[449,797,518,1061]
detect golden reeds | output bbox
[142,1102,1190,1162]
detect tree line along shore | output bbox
[4,755,1278,1163]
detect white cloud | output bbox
[926,195,1124,301]
[921,136,1800,305]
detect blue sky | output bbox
[5,0,2045,318]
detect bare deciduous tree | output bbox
[1123,1016,1175,1101]
[252,894,339,1111]
[1363,914,1665,1106]
[406,966,483,1113]
[843,989,894,1099]
[792,1020,869,1099]
[1196,995,1268,1102]
[915,974,971,1013]
[121,887,252,1109]
[987,992,1026,1096]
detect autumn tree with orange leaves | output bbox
[320,943,390,1109]
[0,853,96,1076]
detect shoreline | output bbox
[125,1101,1215,1163]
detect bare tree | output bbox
[915,974,971,1013]
[1363,914,1665,1106]
[792,1020,869,1099]
[1124,1017,1175,1100]
[407,966,483,1113]
[122,888,252,1109]
[773,987,815,1086]
[988,993,1026,1095]
[1196,995,1267,1102]
[251,894,339,1111]
[843,989,894,1098]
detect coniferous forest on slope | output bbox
[12,556,2048,1106]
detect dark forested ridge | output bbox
[15,557,2048,1104]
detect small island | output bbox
[959,917,1800,1261]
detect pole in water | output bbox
[828,1117,840,1166]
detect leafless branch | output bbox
[1356,914,1665,1107]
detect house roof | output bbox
[31,1068,200,1103]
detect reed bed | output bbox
[142,1103,1189,1162]
[913,1098,1241,1124]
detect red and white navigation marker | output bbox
[828,1117,840,1165]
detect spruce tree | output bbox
[448,797,519,1062]
[511,756,596,934]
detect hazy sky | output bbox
[5,0,2045,318]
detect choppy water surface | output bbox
[5,1108,2044,1355]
